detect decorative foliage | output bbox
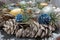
[38,14,51,25]
[22,13,30,22]
[49,13,60,27]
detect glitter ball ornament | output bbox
[10,8,24,16]
[15,14,23,22]
[38,14,51,24]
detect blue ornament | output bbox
[38,14,51,24]
[15,14,23,22]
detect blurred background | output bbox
[0,0,60,7]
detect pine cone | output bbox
[3,19,16,34]
[2,8,11,14]
[3,19,30,35]
[0,14,14,28]
[3,19,55,38]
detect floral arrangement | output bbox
[0,1,60,39]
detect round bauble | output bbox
[15,14,23,22]
[42,5,53,14]
[40,3,48,6]
[38,14,51,24]
[9,8,24,16]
